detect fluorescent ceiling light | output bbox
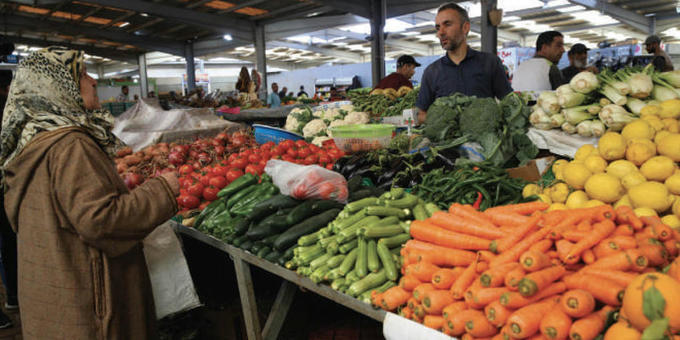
[334,42,348,46]
[498,0,544,12]
[416,35,440,43]
[400,31,420,36]
[510,20,552,33]
[119,22,130,27]
[545,0,571,5]
[385,18,414,33]
[556,5,585,13]
[339,23,371,35]
[223,34,232,41]
[579,10,618,25]
[414,21,434,28]
[140,13,149,17]
[503,16,521,22]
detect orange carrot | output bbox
[586,248,648,272]
[399,275,422,292]
[593,235,637,258]
[568,307,612,340]
[506,297,559,338]
[430,211,504,239]
[465,309,499,337]
[484,210,530,228]
[562,230,588,242]
[442,301,468,319]
[413,283,436,303]
[641,216,674,241]
[542,209,570,228]
[556,239,576,263]
[664,239,680,258]
[450,203,497,229]
[485,201,550,216]
[564,220,616,264]
[399,306,413,319]
[615,206,643,230]
[380,286,411,311]
[529,239,553,253]
[445,309,481,337]
[410,220,493,251]
[637,244,669,267]
[550,206,615,239]
[451,257,480,300]
[405,262,441,282]
[547,250,559,259]
[485,300,513,327]
[432,267,464,290]
[413,303,427,319]
[576,219,592,232]
[520,249,552,272]
[578,268,637,287]
[540,307,572,340]
[477,261,490,273]
[560,289,595,318]
[612,224,634,236]
[423,315,445,330]
[518,265,567,297]
[528,334,549,340]
[500,282,566,309]
[490,223,552,268]
[563,274,624,306]
[407,297,419,311]
[505,267,526,290]
[478,250,498,263]
[492,213,542,253]
[404,240,477,267]
[465,285,510,309]
[480,262,521,287]
[423,289,455,315]
[582,250,596,265]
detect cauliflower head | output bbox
[312,109,324,118]
[302,119,328,138]
[322,109,343,121]
[311,136,332,146]
[344,111,370,124]
[339,104,354,112]
[284,115,301,133]
[329,119,350,128]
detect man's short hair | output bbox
[121,85,128,90]
[536,31,563,51]
[437,2,470,24]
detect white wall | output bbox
[98,85,141,102]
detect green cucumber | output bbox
[256,246,272,258]
[347,269,387,297]
[365,206,407,218]
[232,234,249,247]
[363,224,404,238]
[247,195,300,222]
[298,230,323,246]
[377,242,397,281]
[250,241,265,254]
[261,233,281,246]
[345,197,378,213]
[246,208,293,240]
[264,249,282,262]
[232,218,251,237]
[226,184,259,210]
[239,240,254,250]
[309,253,332,271]
[412,204,429,221]
[378,233,411,248]
[336,248,358,276]
[218,173,257,198]
[355,237,368,278]
[367,240,380,273]
[286,200,344,226]
[331,277,346,290]
[273,208,341,251]
[331,209,367,233]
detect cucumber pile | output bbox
[285,188,440,304]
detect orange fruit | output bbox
[603,322,641,340]
[622,273,680,332]
[668,257,680,283]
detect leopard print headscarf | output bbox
[0,46,124,169]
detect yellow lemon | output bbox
[536,194,552,204]
[565,190,589,209]
[584,173,625,203]
[621,171,647,191]
[657,133,680,162]
[655,130,672,144]
[574,144,598,161]
[550,183,570,203]
[659,99,680,119]
[583,200,605,208]
[613,195,633,209]
[625,138,657,166]
[584,154,608,173]
[662,118,680,133]
[563,162,593,190]
[634,207,658,217]
[552,159,568,181]
[621,119,655,140]
[547,203,568,212]
[629,181,674,213]
[598,132,627,161]
[648,118,666,132]
[522,184,542,198]
[674,199,680,218]
[606,160,640,179]
[662,215,680,229]
[640,105,661,117]
[640,156,677,181]
[664,173,680,196]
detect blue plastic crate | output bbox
[252,124,304,144]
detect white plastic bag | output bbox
[264,159,348,203]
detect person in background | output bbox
[297,86,308,97]
[147,91,155,98]
[512,31,565,92]
[645,35,674,72]
[0,70,16,329]
[1,46,179,339]
[278,86,288,100]
[328,87,345,101]
[561,43,599,83]
[268,82,281,108]
[375,55,420,90]
[416,2,512,123]
[133,94,139,101]
[250,69,261,93]
[116,85,129,102]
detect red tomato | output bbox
[259,159,268,168]
[231,135,247,147]
[199,174,212,186]
[188,182,204,197]
[180,177,193,189]
[248,154,261,163]
[189,171,201,181]
[209,176,228,189]
[199,201,211,211]
[328,149,343,160]
[304,154,319,165]
[254,164,265,174]
[326,163,334,170]
[297,147,311,159]
[279,140,294,150]
[214,145,225,155]
[318,182,336,200]
[309,144,321,153]
[292,183,308,199]
[180,195,201,209]
[281,155,295,163]
[318,154,332,165]
[271,146,284,156]
[231,157,248,170]
[286,148,298,158]
[212,165,228,177]
[203,186,219,201]
[226,168,244,183]
[178,164,194,176]
[228,153,239,163]
[295,139,308,148]
[241,149,254,157]
[245,164,259,176]
[259,150,271,161]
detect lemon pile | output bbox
[523,106,680,227]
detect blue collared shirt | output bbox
[267,92,281,107]
[416,48,513,111]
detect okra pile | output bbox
[285,188,440,304]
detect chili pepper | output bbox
[472,192,483,210]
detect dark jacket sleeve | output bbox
[549,64,566,90]
[51,135,178,257]
[491,55,513,98]
[416,66,435,111]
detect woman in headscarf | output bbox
[0,47,179,339]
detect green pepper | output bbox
[218,173,257,198]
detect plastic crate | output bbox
[329,124,394,153]
[252,124,304,144]
[104,102,135,116]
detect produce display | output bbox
[283,105,370,145]
[348,86,419,117]
[530,66,680,137]
[369,201,680,339]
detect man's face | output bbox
[435,9,470,52]
[570,52,587,69]
[122,86,129,95]
[402,64,416,79]
[272,84,278,92]
[542,36,565,64]
[646,42,658,54]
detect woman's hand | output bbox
[160,172,180,196]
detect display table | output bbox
[216,105,301,127]
[172,222,386,340]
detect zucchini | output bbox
[247,195,300,222]
[375,280,397,294]
[345,269,360,284]
[331,277,346,291]
[378,233,411,249]
[363,224,404,238]
[331,209,367,233]
[285,200,343,226]
[297,266,312,277]
[310,253,332,271]
[261,233,281,246]
[298,230,323,246]
[386,193,418,209]
[424,203,441,216]
[336,248,358,276]
[327,254,346,269]
[367,240,380,273]
[345,197,378,213]
[232,219,251,237]
[264,249,282,262]
[318,234,340,249]
[377,242,398,281]
[355,237,368,278]
[256,246,272,258]
[337,216,380,243]
[294,244,319,256]
[387,188,405,200]
[412,204,428,221]
[278,245,298,266]
[239,240,254,251]
[250,241,265,254]
[310,265,330,283]
[338,239,358,254]
[365,206,407,218]
[273,208,341,251]
[232,234,249,247]
[347,269,387,297]
[296,245,324,266]
[358,290,373,304]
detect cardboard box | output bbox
[506,156,556,182]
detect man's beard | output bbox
[442,36,462,51]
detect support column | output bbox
[137,53,148,98]
[481,0,498,55]
[649,16,656,35]
[185,41,196,92]
[96,64,104,79]
[370,0,386,87]
[255,24,268,101]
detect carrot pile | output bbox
[369,202,680,339]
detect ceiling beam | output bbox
[269,40,363,62]
[4,35,137,63]
[316,0,370,18]
[101,11,136,28]
[266,14,367,41]
[323,28,432,54]
[251,2,313,21]
[218,0,268,14]
[261,6,336,25]
[411,11,523,42]
[385,0,441,18]
[80,0,253,42]
[568,0,650,33]
[75,5,103,24]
